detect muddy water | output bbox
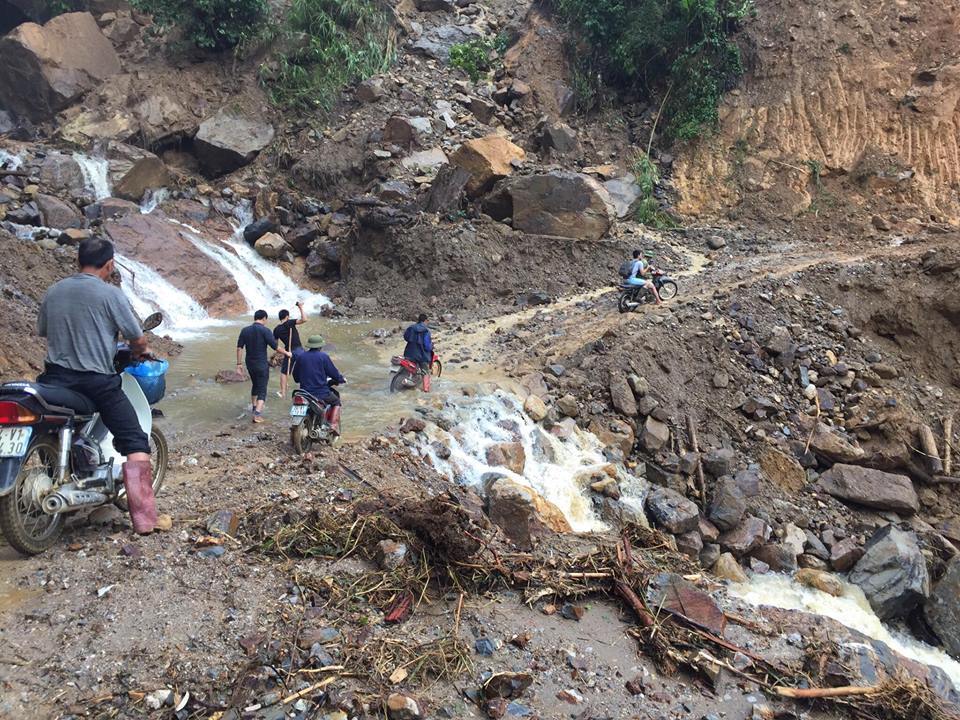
[729,573,960,688]
[159,319,454,442]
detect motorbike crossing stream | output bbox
[158,319,456,443]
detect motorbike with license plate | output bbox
[0,312,168,555]
[289,381,343,454]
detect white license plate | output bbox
[290,405,308,417]
[0,427,33,458]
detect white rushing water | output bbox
[115,253,228,340]
[140,187,171,214]
[0,149,23,171]
[418,390,627,532]
[73,153,111,201]
[729,573,960,688]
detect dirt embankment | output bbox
[674,0,960,227]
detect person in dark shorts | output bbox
[273,300,307,399]
[37,237,159,534]
[237,310,290,423]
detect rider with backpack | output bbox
[618,249,662,305]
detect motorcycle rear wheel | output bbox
[390,368,412,393]
[0,437,64,556]
[291,415,316,455]
[115,426,168,511]
[617,291,635,314]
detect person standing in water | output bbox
[237,310,290,423]
[273,301,307,399]
[402,313,434,392]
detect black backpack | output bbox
[618,260,634,278]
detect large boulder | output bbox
[608,373,637,416]
[645,487,699,535]
[449,135,525,197]
[924,558,960,659]
[0,12,121,122]
[849,525,930,620]
[107,142,172,201]
[486,477,571,549]
[37,152,85,198]
[35,193,82,228]
[485,442,526,475]
[194,108,275,176]
[708,479,746,531]
[254,232,291,260]
[819,464,918,515]
[506,171,613,240]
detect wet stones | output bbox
[645,487,699,535]
[818,464,918,515]
[848,525,929,620]
[486,477,571,549]
[522,394,547,422]
[555,394,579,418]
[795,568,843,597]
[194,108,275,176]
[718,516,769,556]
[254,232,291,260]
[924,558,960,659]
[485,442,526,475]
[713,552,748,583]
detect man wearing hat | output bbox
[292,335,346,435]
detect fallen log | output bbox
[918,424,944,474]
[614,580,655,628]
[944,416,954,476]
[685,415,707,507]
[774,685,880,699]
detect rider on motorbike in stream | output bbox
[292,336,346,436]
[624,249,662,305]
[36,237,160,534]
[403,314,434,392]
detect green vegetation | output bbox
[631,152,679,229]
[551,0,753,141]
[130,0,267,50]
[449,35,508,82]
[264,0,394,111]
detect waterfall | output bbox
[73,153,111,201]
[0,149,23,171]
[115,253,226,340]
[169,204,329,314]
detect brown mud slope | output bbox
[674,0,960,225]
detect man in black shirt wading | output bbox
[237,310,290,423]
[273,301,307,399]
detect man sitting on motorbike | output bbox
[37,237,158,534]
[625,249,662,305]
[292,336,346,435]
[403,313,434,392]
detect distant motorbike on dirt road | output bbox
[389,352,442,393]
[0,313,168,556]
[290,381,343,454]
[617,270,678,313]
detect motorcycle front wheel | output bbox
[658,280,678,301]
[115,426,168,511]
[0,437,64,556]
[291,415,316,455]
[390,369,412,393]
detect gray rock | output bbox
[609,373,637,416]
[646,487,699,535]
[830,537,863,571]
[602,176,641,219]
[708,479,746,531]
[675,530,703,559]
[640,416,670,451]
[924,558,960,659]
[702,447,735,477]
[849,525,930,620]
[194,108,275,176]
[752,543,798,572]
[506,171,613,241]
[819,464,918,515]
[718,516,769,556]
[410,24,481,61]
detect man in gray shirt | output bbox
[37,237,158,534]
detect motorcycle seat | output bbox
[1,382,97,415]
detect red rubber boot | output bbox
[422,374,431,393]
[326,406,342,437]
[122,460,158,534]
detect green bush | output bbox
[131,0,268,50]
[552,0,752,141]
[631,152,678,228]
[264,0,393,111]
[449,35,508,82]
